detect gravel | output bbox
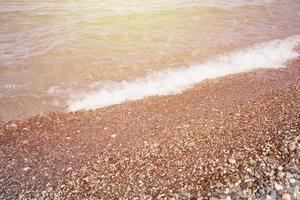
[1,59,300,199]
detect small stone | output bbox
[22,167,31,172]
[111,134,117,138]
[242,189,251,197]
[22,140,29,145]
[9,123,17,129]
[288,142,296,152]
[277,166,283,171]
[276,171,285,179]
[229,174,239,184]
[226,196,231,200]
[228,159,236,164]
[229,192,238,199]
[183,192,191,200]
[294,185,300,197]
[294,136,300,142]
[274,182,283,191]
[22,127,29,132]
[282,193,291,200]
[224,188,230,194]
[83,177,89,183]
[286,172,293,179]
[268,190,277,200]
[216,182,223,188]
[266,195,271,200]
[258,188,266,195]
[66,167,72,172]
[289,178,296,185]
[217,192,227,199]
[295,151,300,159]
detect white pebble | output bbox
[22,167,31,172]
[228,158,236,164]
[274,182,284,191]
[282,193,291,200]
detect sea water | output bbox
[0,0,300,120]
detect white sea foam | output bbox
[68,35,300,111]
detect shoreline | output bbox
[1,59,300,199]
[1,35,300,122]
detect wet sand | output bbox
[0,59,300,199]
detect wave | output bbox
[68,35,300,112]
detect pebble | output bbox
[2,86,300,200]
[242,189,251,197]
[293,185,300,197]
[217,192,227,199]
[274,182,283,191]
[183,192,191,200]
[268,190,277,200]
[288,142,296,152]
[276,171,285,179]
[286,172,293,179]
[22,140,29,144]
[22,167,31,172]
[9,123,17,129]
[258,188,266,195]
[216,182,223,188]
[66,167,72,172]
[282,193,291,200]
[289,178,296,185]
[266,196,272,200]
[228,159,236,165]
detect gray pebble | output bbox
[269,190,277,200]
[217,192,227,199]
[258,188,266,195]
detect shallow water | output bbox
[0,0,300,121]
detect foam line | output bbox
[68,35,300,111]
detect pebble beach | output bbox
[1,0,300,199]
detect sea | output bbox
[0,0,300,121]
